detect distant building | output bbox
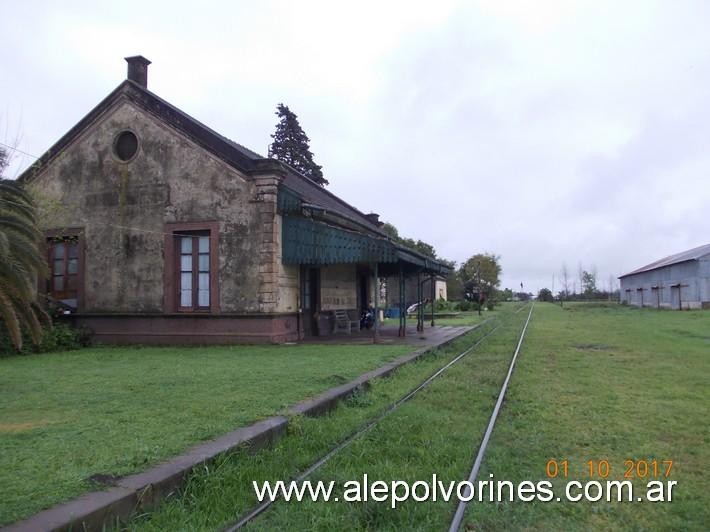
[435,277,448,301]
[385,275,447,310]
[619,244,710,310]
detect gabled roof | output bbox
[620,243,710,278]
[280,173,382,232]
[17,79,381,232]
[19,75,450,274]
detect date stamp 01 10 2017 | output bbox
[544,458,677,503]
[545,459,674,480]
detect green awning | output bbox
[282,216,397,265]
[278,184,452,275]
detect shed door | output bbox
[670,286,681,310]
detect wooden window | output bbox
[164,221,219,313]
[47,236,80,309]
[177,232,211,311]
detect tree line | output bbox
[538,263,619,302]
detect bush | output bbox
[458,300,472,311]
[38,323,92,352]
[435,298,456,312]
[538,288,554,302]
[0,322,91,357]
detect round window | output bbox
[114,131,138,161]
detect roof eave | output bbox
[619,257,698,279]
[17,81,132,183]
[18,80,266,184]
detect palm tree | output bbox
[0,177,49,350]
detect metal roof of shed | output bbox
[620,243,710,278]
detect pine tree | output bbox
[269,103,327,186]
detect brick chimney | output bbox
[125,55,151,88]
[366,213,380,225]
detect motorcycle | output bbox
[360,306,375,330]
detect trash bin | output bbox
[386,307,400,319]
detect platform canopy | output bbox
[278,184,452,276]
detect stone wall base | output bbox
[64,313,300,344]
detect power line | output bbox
[0,141,40,160]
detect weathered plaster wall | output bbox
[320,264,357,310]
[435,279,448,301]
[30,98,265,313]
[274,214,298,313]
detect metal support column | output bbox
[430,273,436,327]
[416,271,422,332]
[402,270,407,336]
[373,263,379,343]
[398,264,404,337]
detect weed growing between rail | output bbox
[124,306,525,530]
[463,303,710,530]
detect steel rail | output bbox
[223,305,529,531]
[448,302,535,532]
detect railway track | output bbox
[222,303,533,531]
[448,302,534,531]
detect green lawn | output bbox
[465,302,710,530]
[0,342,412,525]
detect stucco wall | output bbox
[29,98,267,314]
[274,214,298,312]
[320,264,357,310]
[435,279,448,301]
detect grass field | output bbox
[123,303,708,531]
[464,302,710,530]
[0,342,413,525]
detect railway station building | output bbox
[19,56,451,344]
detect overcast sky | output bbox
[2,0,709,293]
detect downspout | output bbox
[296,267,302,340]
